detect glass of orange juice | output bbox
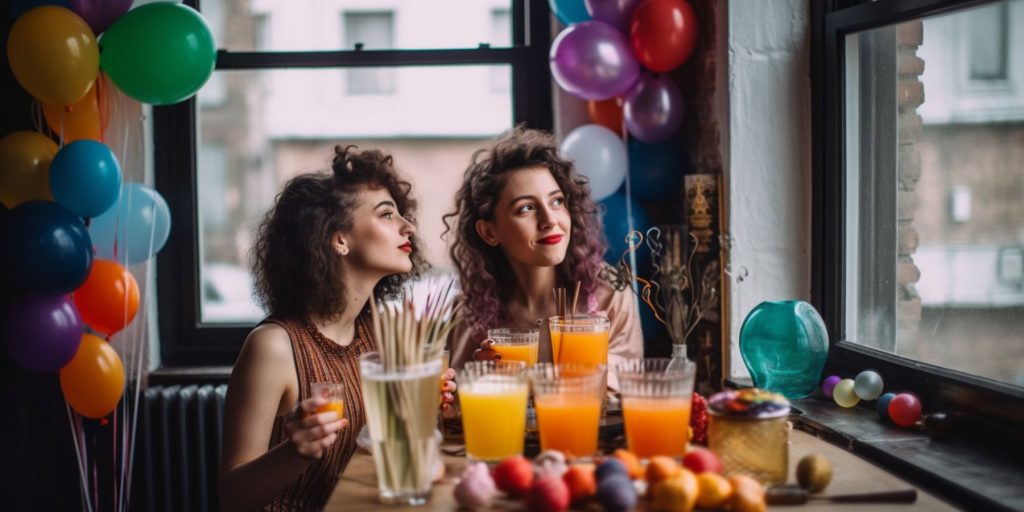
[458,360,529,464]
[548,314,610,366]
[528,363,606,459]
[310,382,345,419]
[488,327,539,367]
[615,358,695,459]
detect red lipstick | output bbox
[537,234,563,245]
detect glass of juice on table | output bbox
[548,314,610,366]
[615,358,695,459]
[528,363,606,459]
[310,382,345,418]
[458,361,529,464]
[487,327,539,366]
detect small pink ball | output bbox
[454,462,497,509]
[888,393,922,427]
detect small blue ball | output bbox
[595,474,637,512]
[877,392,896,420]
[595,458,628,482]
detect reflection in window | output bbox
[344,12,395,95]
[967,2,1008,80]
[490,9,511,93]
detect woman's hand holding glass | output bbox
[440,368,457,412]
[471,339,502,362]
[285,396,348,461]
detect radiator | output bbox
[132,384,227,512]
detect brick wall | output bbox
[896,21,924,335]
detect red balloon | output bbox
[587,98,625,135]
[888,393,922,427]
[629,0,699,72]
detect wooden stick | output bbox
[571,281,581,316]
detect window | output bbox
[813,0,1023,455]
[343,12,396,95]
[156,0,551,366]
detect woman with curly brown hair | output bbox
[445,126,643,389]
[219,146,455,512]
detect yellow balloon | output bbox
[60,334,125,419]
[7,6,99,106]
[0,131,58,208]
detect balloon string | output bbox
[64,402,92,512]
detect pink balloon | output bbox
[624,73,685,143]
[549,21,640,101]
[70,0,133,34]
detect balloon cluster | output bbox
[2,1,211,419]
[549,0,699,262]
[821,371,924,428]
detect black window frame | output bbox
[811,0,1023,438]
[156,0,553,367]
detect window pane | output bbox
[201,0,514,52]
[196,66,514,324]
[845,0,1024,387]
[344,12,395,94]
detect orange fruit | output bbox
[612,449,643,479]
[648,468,698,512]
[695,472,733,509]
[645,456,680,486]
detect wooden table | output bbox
[326,430,955,511]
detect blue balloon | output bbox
[600,192,650,265]
[628,137,688,203]
[549,0,590,25]
[50,140,122,218]
[3,201,93,293]
[90,183,172,265]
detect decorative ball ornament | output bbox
[821,375,841,399]
[888,393,922,427]
[853,370,883,401]
[832,379,860,408]
[877,392,896,420]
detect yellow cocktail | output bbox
[459,361,528,463]
[488,328,539,367]
[616,358,696,459]
[622,397,691,458]
[528,363,606,459]
[548,315,610,366]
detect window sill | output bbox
[788,397,1023,512]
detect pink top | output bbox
[447,279,644,390]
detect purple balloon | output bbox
[550,21,640,101]
[4,294,82,372]
[624,73,685,143]
[70,0,133,35]
[821,375,842,399]
[585,0,643,31]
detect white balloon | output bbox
[560,124,627,200]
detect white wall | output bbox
[727,0,812,378]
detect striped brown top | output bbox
[263,315,374,511]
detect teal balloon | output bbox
[100,2,216,105]
[599,192,649,265]
[628,137,688,203]
[89,183,171,265]
[50,140,121,218]
[549,0,591,25]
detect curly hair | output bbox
[251,145,427,321]
[443,126,607,337]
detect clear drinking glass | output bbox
[616,358,696,459]
[309,382,345,419]
[458,361,529,464]
[360,353,442,506]
[547,314,610,366]
[487,327,540,367]
[527,363,607,459]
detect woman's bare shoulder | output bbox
[237,323,294,368]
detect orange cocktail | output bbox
[528,363,606,459]
[548,315,610,366]
[616,358,696,458]
[459,361,529,463]
[488,328,539,367]
[310,382,345,419]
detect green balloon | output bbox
[100,3,216,105]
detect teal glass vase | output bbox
[739,300,829,399]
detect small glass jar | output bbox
[707,389,790,486]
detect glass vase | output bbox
[738,300,828,399]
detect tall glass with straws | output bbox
[548,314,610,366]
[528,363,606,459]
[458,361,529,464]
[487,328,539,367]
[616,358,696,459]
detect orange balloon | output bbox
[588,98,625,135]
[60,334,125,419]
[0,131,58,208]
[73,260,140,336]
[42,79,106,142]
